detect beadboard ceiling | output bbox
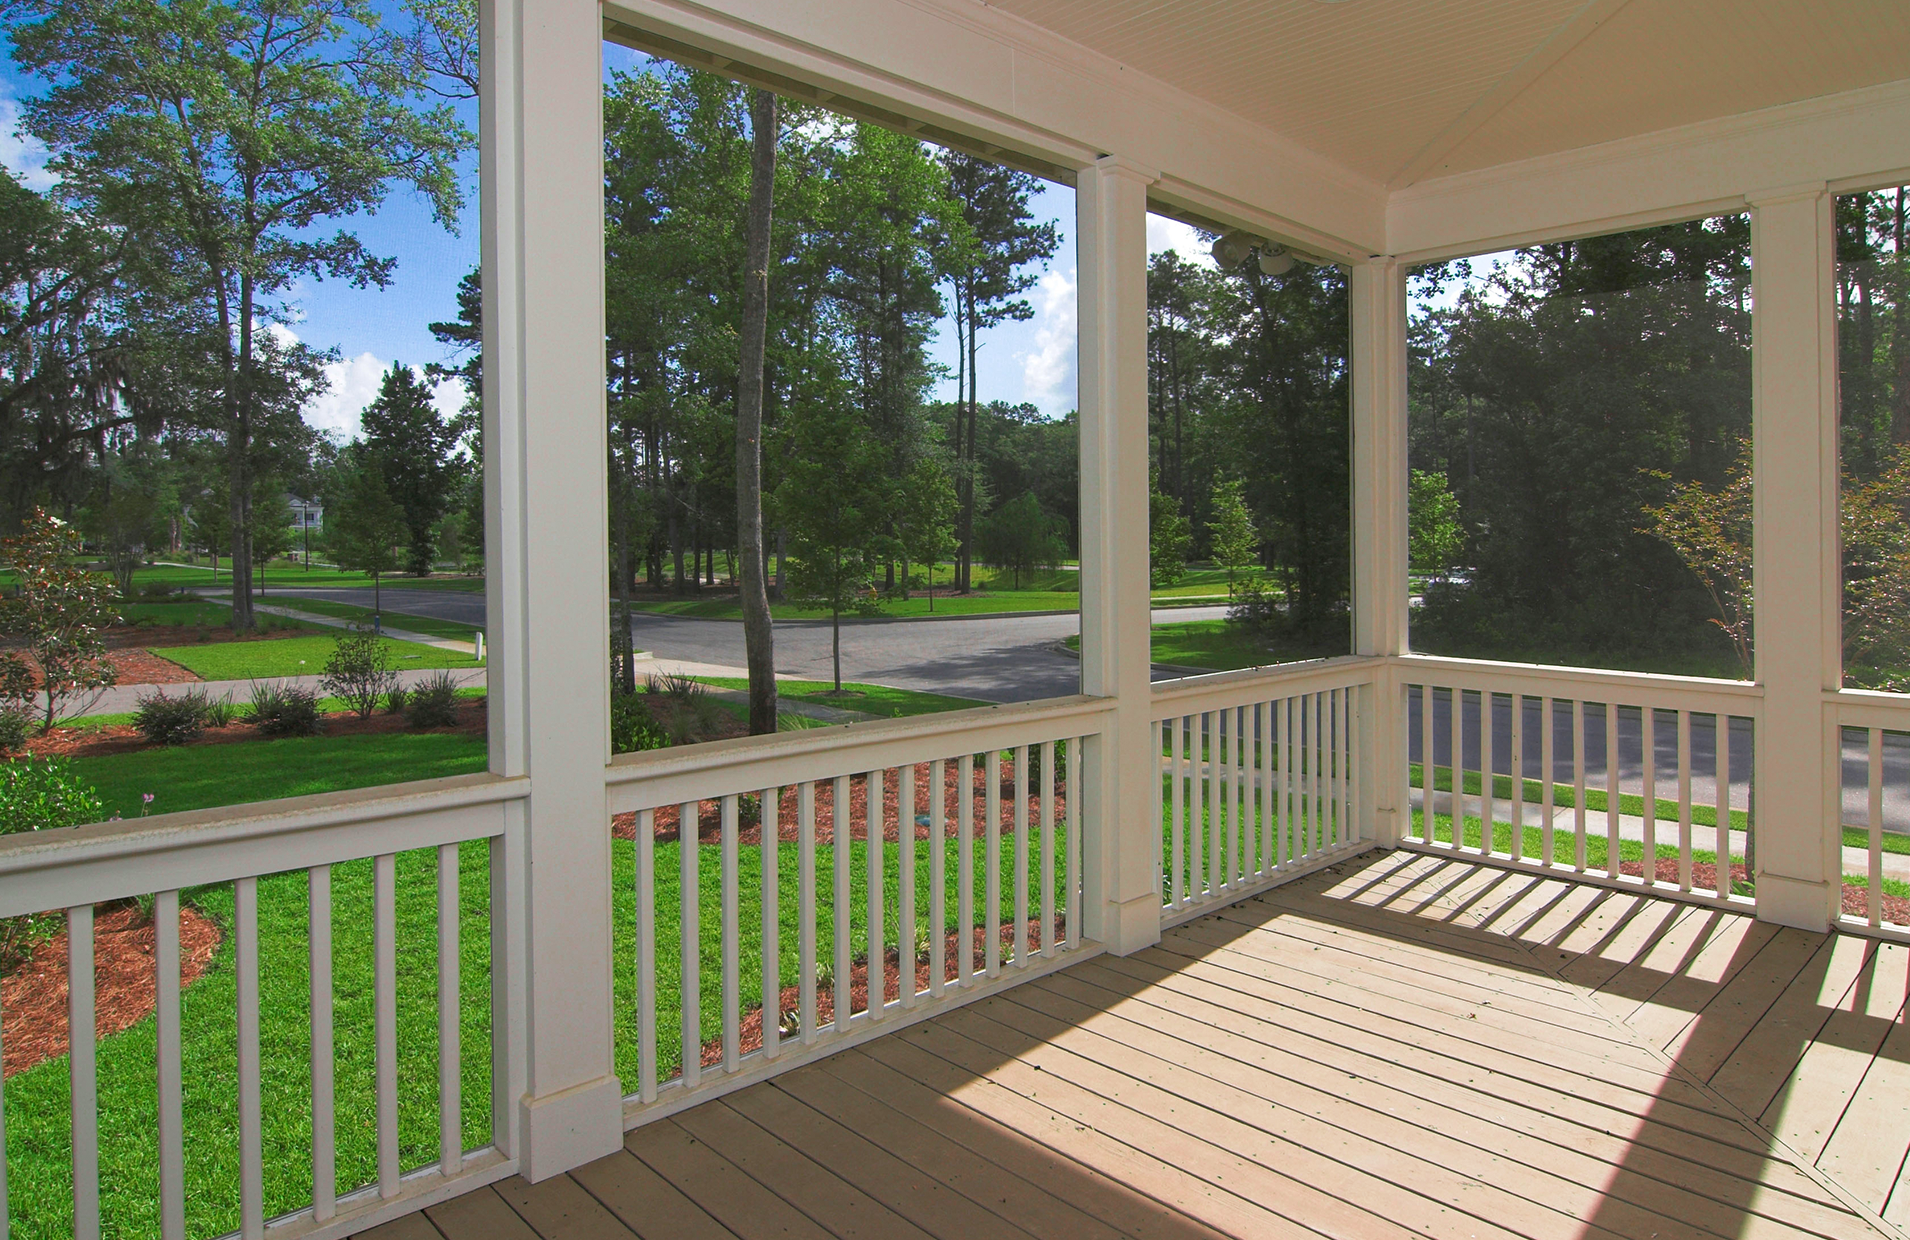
[976,0,1910,186]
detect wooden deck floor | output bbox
[361,852,1910,1240]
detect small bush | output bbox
[406,672,459,728]
[248,681,322,737]
[0,758,103,836]
[321,628,397,719]
[385,685,410,715]
[611,691,670,754]
[133,688,209,745]
[0,708,29,754]
[645,671,704,702]
[204,693,238,728]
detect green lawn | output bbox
[691,678,986,719]
[634,591,1083,621]
[264,597,480,642]
[1067,618,1346,672]
[147,635,481,681]
[115,600,322,632]
[125,564,485,593]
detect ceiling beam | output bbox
[1388,0,1635,189]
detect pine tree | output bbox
[360,363,459,576]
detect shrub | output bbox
[385,684,410,715]
[0,758,103,836]
[645,671,704,702]
[321,628,396,719]
[0,708,29,754]
[248,681,322,737]
[204,693,238,728]
[133,687,209,745]
[611,691,670,754]
[406,672,459,728]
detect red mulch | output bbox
[3,902,221,1079]
[1620,857,1910,925]
[699,917,1064,1068]
[613,759,1066,846]
[20,698,486,760]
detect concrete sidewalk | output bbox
[82,665,490,718]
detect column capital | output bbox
[1087,153,1160,185]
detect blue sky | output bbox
[0,27,1224,440]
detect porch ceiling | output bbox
[976,0,1910,188]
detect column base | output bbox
[1098,891,1162,957]
[1754,871,1834,933]
[519,1072,624,1182]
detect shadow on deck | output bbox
[359,852,1910,1240]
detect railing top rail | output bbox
[1398,653,1764,710]
[0,772,525,915]
[604,692,1113,813]
[1832,688,1910,730]
[1149,655,1385,715]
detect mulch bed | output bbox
[19,698,487,760]
[3,902,221,1079]
[700,917,1063,1068]
[613,758,1067,846]
[1620,856,1910,925]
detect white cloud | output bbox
[302,350,464,442]
[0,90,57,192]
[1016,266,1077,416]
[1146,214,1215,268]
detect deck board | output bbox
[378,852,1907,1240]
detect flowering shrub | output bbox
[0,758,103,836]
[0,509,119,730]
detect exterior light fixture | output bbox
[1257,246,1296,275]
[1211,232,1253,267]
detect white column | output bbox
[1350,258,1410,847]
[1749,185,1841,932]
[1077,155,1161,956]
[483,0,623,1177]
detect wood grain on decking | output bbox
[358,852,1908,1240]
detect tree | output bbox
[894,457,958,612]
[735,88,779,735]
[979,491,1065,590]
[1843,446,1910,691]
[1150,467,1191,588]
[1407,469,1465,581]
[1208,475,1259,597]
[360,362,459,575]
[83,440,174,596]
[248,487,297,594]
[0,509,119,730]
[11,0,467,629]
[326,454,406,615]
[1642,450,1754,679]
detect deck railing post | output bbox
[1748,185,1841,932]
[483,0,623,1177]
[1351,259,1410,847]
[1077,154,1162,955]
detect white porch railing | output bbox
[603,695,1108,1125]
[1151,658,1384,928]
[1834,691,1910,939]
[0,775,527,1240]
[1398,656,1762,913]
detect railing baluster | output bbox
[438,843,462,1174]
[1605,703,1621,879]
[1170,716,1184,903]
[1014,745,1030,967]
[1540,698,1556,867]
[1642,707,1657,885]
[637,810,658,1097]
[682,800,702,1084]
[1677,712,1693,893]
[1339,689,1352,848]
[1313,692,1326,856]
[867,772,885,1019]
[1715,718,1731,900]
[798,785,817,1045]
[1259,702,1273,874]
[1286,696,1299,860]
[1066,735,1082,949]
[310,863,338,1218]
[1510,693,1524,861]
[1191,714,1205,893]
[1041,741,1057,956]
[1480,692,1495,856]
[1240,705,1253,871]
[372,857,396,1199]
[155,889,184,1240]
[1572,700,1588,871]
[1206,711,1221,891]
[958,754,974,986]
[900,764,917,1004]
[763,786,781,1058]
[985,750,1002,978]
[721,794,741,1065]
[69,904,98,1240]
[1870,728,1885,928]
[832,776,851,1032]
[1449,686,1464,853]
[1349,685,1362,845]
[1422,686,1436,846]
[239,877,266,1234]
[929,760,946,997]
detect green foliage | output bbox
[83,442,175,596]
[246,681,321,738]
[1642,447,1754,678]
[1207,475,1259,596]
[133,688,210,745]
[405,670,460,728]
[978,491,1066,589]
[322,628,398,720]
[324,453,408,605]
[0,654,36,750]
[0,507,119,729]
[1843,446,1910,690]
[1149,467,1192,588]
[610,691,670,755]
[360,363,461,575]
[1407,468,1465,578]
[0,757,103,835]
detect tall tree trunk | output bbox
[1893,189,1910,446]
[736,88,780,735]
